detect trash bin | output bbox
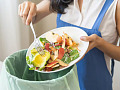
[0,49,80,90]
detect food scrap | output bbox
[27,31,80,72]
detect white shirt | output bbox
[60,0,118,73]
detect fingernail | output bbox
[26,22,29,25]
[80,36,86,40]
[20,13,22,16]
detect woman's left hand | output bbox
[80,34,101,53]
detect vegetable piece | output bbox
[51,64,60,68]
[57,36,62,43]
[67,49,72,53]
[61,55,66,62]
[31,50,50,70]
[45,61,59,67]
[58,48,65,59]
[29,67,35,70]
[63,33,77,46]
[26,56,31,64]
[36,67,39,70]
[56,59,68,66]
[62,37,65,48]
[64,57,71,64]
[48,59,53,64]
[55,44,62,47]
[49,46,56,52]
[69,50,78,56]
[55,46,62,49]
[65,38,67,46]
[66,38,73,46]
[45,31,59,42]
[45,67,53,71]
[50,50,58,60]
[45,43,50,51]
[39,66,45,71]
[39,38,49,45]
[61,53,69,62]
[31,48,37,56]
[70,53,79,61]
[61,50,79,64]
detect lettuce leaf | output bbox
[61,49,79,64]
[29,67,35,70]
[64,57,71,64]
[26,56,32,64]
[70,53,79,61]
[39,38,49,45]
[69,50,78,56]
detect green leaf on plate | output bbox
[26,56,32,64]
[69,50,78,56]
[29,67,35,70]
[55,46,62,49]
[70,53,79,61]
[39,38,49,45]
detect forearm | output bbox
[97,37,120,61]
[33,0,51,23]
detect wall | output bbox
[0,0,30,61]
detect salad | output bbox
[26,31,80,72]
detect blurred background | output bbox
[0,0,120,90]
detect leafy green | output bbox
[55,46,62,49]
[69,50,78,56]
[61,55,66,62]
[26,56,32,64]
[70,53,79,61]
[61,53,71,64]
[39,38,49,45]
[29,67,35,70]
[61,50,79,64]
[68,46,77,50]
[39,66,45,71]
[64,57,71,64]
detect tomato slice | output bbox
[58,48,65,59]
[36,67,39,70]
[45,43,50,51]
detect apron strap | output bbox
[111,59,115,77]
[92,0,113,30]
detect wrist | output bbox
[96,36,104,48]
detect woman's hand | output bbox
[80,34,120,61]
[80,34,101,53]
[18,1,37,25]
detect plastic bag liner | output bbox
[0,49,80,90]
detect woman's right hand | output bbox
[18,1,37,25]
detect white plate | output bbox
[26,27,89,73]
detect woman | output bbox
[18,0,120,89]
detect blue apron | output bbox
[56,0,114,90]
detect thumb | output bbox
[80,36,93,41]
